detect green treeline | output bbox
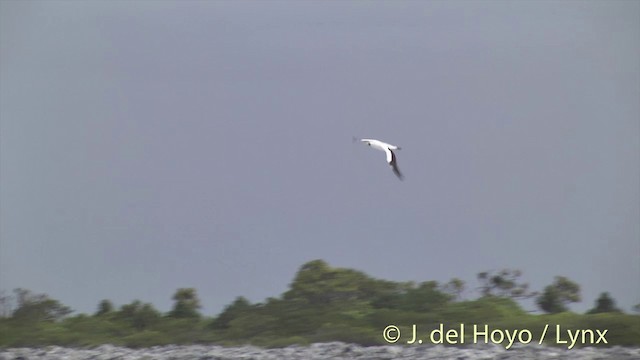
[1,260,638,348]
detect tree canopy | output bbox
[536,276,581,313]
[587,292,621,314]
[169,288,202,318]
[0,261,637,348]
[11,288,72,323]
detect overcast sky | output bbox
[1,1,638,316]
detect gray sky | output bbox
[1,1,638,316]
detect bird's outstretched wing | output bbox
[387,149,404,180]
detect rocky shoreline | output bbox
[2,343,639,360]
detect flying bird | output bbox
[355,137,404,180]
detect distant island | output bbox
[1,260,639,348]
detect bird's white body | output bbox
[356,138,404,180]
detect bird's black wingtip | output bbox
[392,168,404,181]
